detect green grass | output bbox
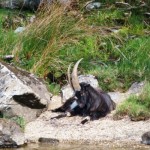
[0,9,32,56]
[0,1,150,94]
[48,83,61,95]
[0,114,25,129]
[11,116,26,129]
[0,9,17,55]
[117,36,150,88]
[114,82,150,121]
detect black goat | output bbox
[52,59,116,123]
[75,82,116,120]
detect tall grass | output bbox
[0,1,149,93]
[13,4,98,77]
[117,36,150,88]
[0,9,18,55]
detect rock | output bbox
[85,1,101,11]
[0,61,52,122]
[78,75,99,88]
[39,137,59,144]
[48,96,62,110]
[0,0,28,9]
[0,119,26,148]
[0,134,18,148]
[61,74,99,102]
[108,82,145,104]
[24,0,41,11]
[29,15,36,23]
[108,92,127,104]
[14,27,26,33]
[127,82,145,95]
[61,84,75,103]
[141,131,150,145]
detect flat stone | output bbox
[0,119,26,147]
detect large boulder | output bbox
[0,61,52,122]
[141,131,150,145]
[0,119,26,148]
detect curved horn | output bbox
[71,58,83,91]
[67,63,72,85]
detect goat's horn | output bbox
[71,58,83,91]
[67,63,72,85]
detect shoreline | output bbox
[25,111,150,146]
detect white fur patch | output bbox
[70,101,78,110]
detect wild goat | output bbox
[52,59,116,122]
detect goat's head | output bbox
[75,82,90,108]
[67,58,90,108]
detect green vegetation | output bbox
[0,114,25,129]
[0,9,31,56]
[11,116,26,129]
[114,82,150,121]
[0,1,149,96]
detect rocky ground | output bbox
[1,61,149,148]
[24,82,150,146]
[25,110,150,145]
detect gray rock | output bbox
[24,0,41,11]
[0,0,25,9]
[48,96,62,110]
[14,27,26,33]
[39,137,59,144]
[0,61,52,122]
[0,119,26,148]
[61,74,99,102]
[61,84,74,103]
[127,82,145,95]
[108,81,145,104]
[141,131,150,145]
[85,1,101,11]
[29,15,36,23]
